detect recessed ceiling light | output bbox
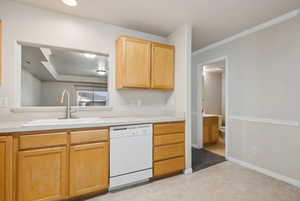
[62,0,78,7]
[84,53,96,59]
[96,66,107,76]
[96,69,107,76]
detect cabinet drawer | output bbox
[154,122,184,135]
[154,133,184,146]
[70,129,108,145]
[20,133,67,150]
[153,157,185,177]
[154,143,184,161]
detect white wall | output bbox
[0,0,191,172]
[167,25,192,171]
[203,72,222,115]
[221,73,225,122]
[192,13,300,183]
[21,69,42,106]
[0,0,177,120]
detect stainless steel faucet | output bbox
[60,89,76,119]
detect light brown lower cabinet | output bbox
[15,129,109,201]
[153,157,185,176]
[18,147,67,201]
[0,136,12,201]
[2,122,186,201]
[153,122,185,178]
[69,143,108,197]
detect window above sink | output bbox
[13,42,112,113]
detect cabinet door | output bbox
[0,20,2,84]
[117,37,151,88]
[151,43,174,90]
[0,137,12,201]
[18,147,67,201]
[203,117,219,145]
[203,123,210,145]
[69,143,108,197]
[210,119,219,143]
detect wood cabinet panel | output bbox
[0,20,2,84]
[154,143,184,161]
[70,129,108,145]
[19,132,67,150]
[152,122,185,178]
[116,36,175,90]
[151,43,174,90]
[210,123,219,143]
[154,133,184,146]
[153,157,185,177]
[116,36,151,89]
[154,122,185,135]
[18,147,67,201]
[69,143,108,197]
[0,136,12,201]
[203,117,219,145]
[203,123,210,145]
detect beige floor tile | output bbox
[87,162,300,201]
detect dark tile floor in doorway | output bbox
[192,148,226,172]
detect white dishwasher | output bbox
[109,124,152,190]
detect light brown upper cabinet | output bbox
[116,36,174,90]
[116,36,152,89]
[151,43,174,90]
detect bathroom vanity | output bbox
[203,115,219,145]
[0,118,185,201]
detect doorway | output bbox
[192,57,228,171]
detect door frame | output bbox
[196,56,229,158]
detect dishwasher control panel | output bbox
[110,124,152,138]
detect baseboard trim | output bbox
[184,168,193,175]
[227,157,300,188]
[192,144,202,149]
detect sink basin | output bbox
[22,118,105,127]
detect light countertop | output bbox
[203,114,221,117]
[0,116,185,134]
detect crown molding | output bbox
[193,9,300,56]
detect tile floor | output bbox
[192,148,226,171]
[87,162,300,201]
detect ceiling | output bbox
[22,45,108,81]
[14,0,300,51]
[49,49,108,77]
[22,46,55,81]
